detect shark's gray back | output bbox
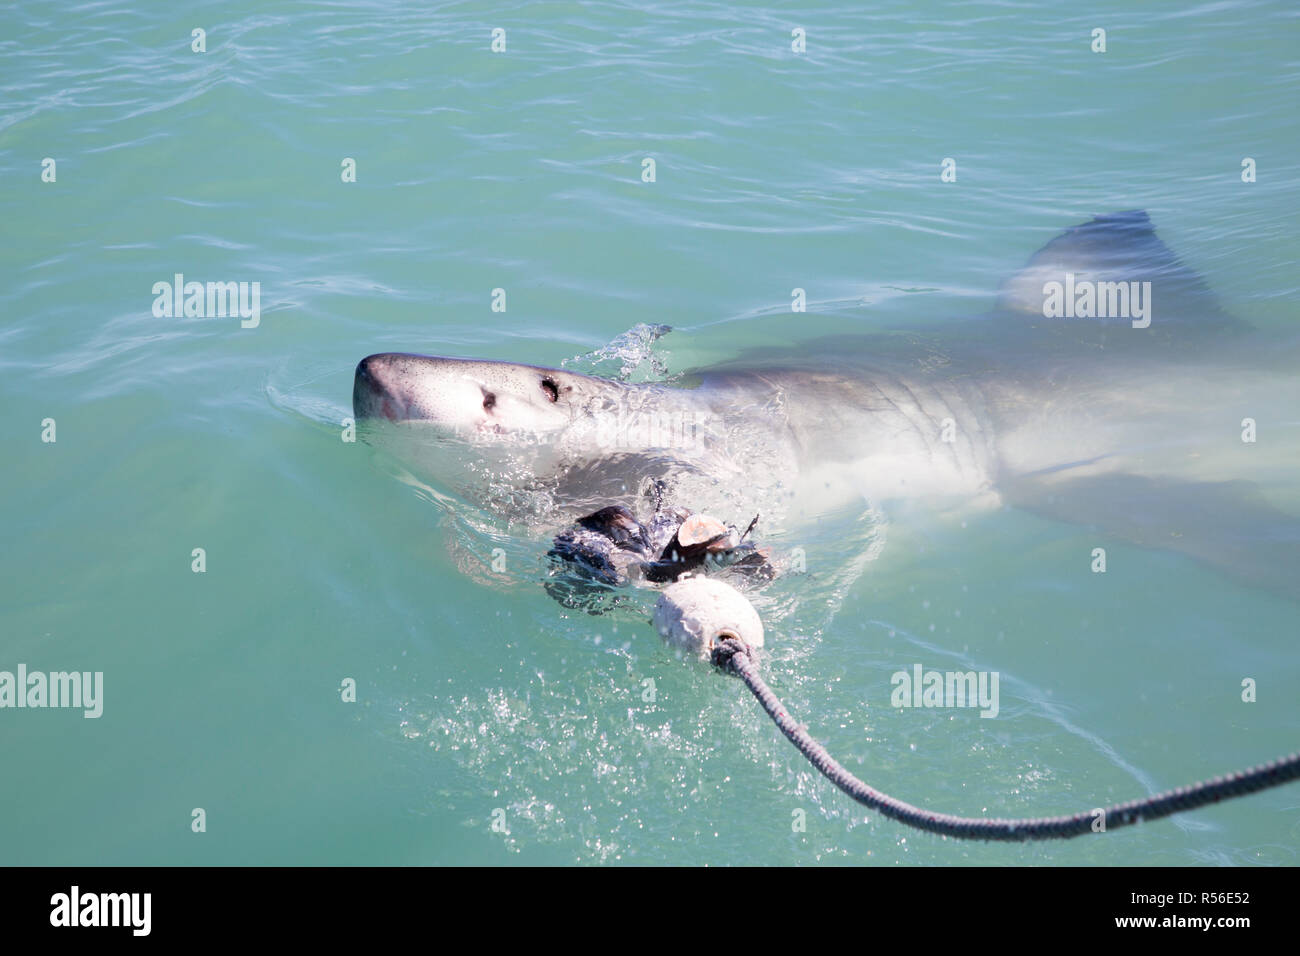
[669,212,1300,592]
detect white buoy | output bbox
[652,576,764,658]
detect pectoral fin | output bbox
[1004,472,1300,601]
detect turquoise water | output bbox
[2,0,1298,865]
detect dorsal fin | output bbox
[996,210,1240,333]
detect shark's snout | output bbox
[351,351,596,437]
[353,353,411,422]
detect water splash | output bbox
[562,322,674,382]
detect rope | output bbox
[710,637,1300,841]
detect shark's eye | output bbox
[482,390,496,411]
[540,377,560,403]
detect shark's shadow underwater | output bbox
[353,210,1300,604]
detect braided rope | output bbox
[711,637,1300,841]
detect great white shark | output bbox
[353,211,1300,599]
